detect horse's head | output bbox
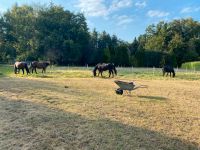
[93,70,96,76]
[93,68,97,77]
[14,63,18,74]
[93,65,99,77]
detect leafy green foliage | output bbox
[0,3,200,67]
[142,18,200,67]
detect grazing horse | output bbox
[30,61,50,74]
[162,65,175,77]
[14,62,30,75]
[93,63,117,77]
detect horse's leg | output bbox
[109,70,111,77]
[111,70,114,77]
[44,68,46,73]
[35,68,37,74]
[22,69,24,74]
[101,71,103,77]
[32,68,34,74]
[16,69,18,74]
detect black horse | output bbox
[30,61,50,74]
[14,61,30,75]
[162,65,175,77]
[93,63,117,77]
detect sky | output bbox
[0,0,200,42]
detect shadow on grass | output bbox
[33,75,53,78]
[0,97,199,150]
[93,76,114,79]
[0,77,63,93]
[138,95,167,101]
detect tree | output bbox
[103,48,110,63]
[35,4,90,65]
[114,44,130,66]
[4,4,37,61]
[129,37,139,55]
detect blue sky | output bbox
[0,0,200,42]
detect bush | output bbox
[181,61,200,70]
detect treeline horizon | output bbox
[0,3,200,67]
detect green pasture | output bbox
[1,64,200,81]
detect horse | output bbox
[162,65,175,77]
[93,63,117,77]
[30,61,50,74]
[14,62,30,75]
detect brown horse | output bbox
[14,62,30,75]
[30,61,50,74]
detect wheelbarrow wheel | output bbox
[115,88,123,95]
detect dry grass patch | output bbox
[0,75,200,149]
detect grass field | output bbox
[0,65,200,149]
[181,61,200,71]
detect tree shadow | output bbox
[0,97,199,150]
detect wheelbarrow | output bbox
[114,80,147,95]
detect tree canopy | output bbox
[0,4,200,67]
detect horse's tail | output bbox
[113,66,117,75]
[112,64,117,75]
[93,65,98,77]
